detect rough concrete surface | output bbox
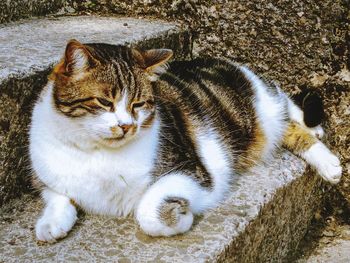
[0,16,190,207]
[0,0,66,24]
[66,0,350,205]
[297,224,350,263]
[305,239,350,263]
[0,16,178,79]
[0,151,325,262]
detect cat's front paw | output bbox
[317,152,342,184]
[35,208,77,243]
[304,143,342,184]
[137,197,193,237]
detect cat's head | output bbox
[50,39,173,148]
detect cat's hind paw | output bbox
[303,142,342,184]
[35,207,77,243]
[137,197,193,237]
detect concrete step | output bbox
[0,14,326,262]
[0,15,191,207]
[0,151,324,262]
[0,0,66,24]
[297,224,350,262]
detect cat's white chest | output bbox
[71,149,153,216]
[31,124,159,216]
[38,144,154,216]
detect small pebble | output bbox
[7,239,16,245]
[322,230,335,237]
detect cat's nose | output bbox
[119,124,132,134]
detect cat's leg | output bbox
[287,98,324,139]
[282,121,342,184]
[136,173,210,237]
[36,188,77,242]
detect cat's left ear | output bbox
[132,48,173,81]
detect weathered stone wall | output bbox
[0,0,66,23]
[0,70,51,206]
[217,168,324,262]
[67,0,350,204]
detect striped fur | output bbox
[30,40,342,242]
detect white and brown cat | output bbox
[29,40,342,242]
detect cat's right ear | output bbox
[132,48,173,81]
[54,39,98,77]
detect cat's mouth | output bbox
[103,136,125,141]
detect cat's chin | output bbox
[97,135,136,149]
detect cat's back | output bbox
[156,57,288,171]
[159,57,257,128]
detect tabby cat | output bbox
[29,40,342,242]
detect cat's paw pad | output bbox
[308,125,325,139]
[159,197,190,227]
[317,152,342,184]
[35,211,77,243]
[137,197,193,237]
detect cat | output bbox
[29,39,342,242]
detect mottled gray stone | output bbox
[0,0,66,24]
[0,16,191,207]
[0,16,186,80]
[0,151,325,262]
[297,225,350,263]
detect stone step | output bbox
[0,14,326,262]
[0,15,190,207]
[0,151,324,262]
[0,0,66,24]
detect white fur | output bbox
[302,142,342,184]
[287,98,304,124]
[115,90,133,125]
[308,125,325,139]
[240,66,287,157]
[36,189,77,242]
[195,126,232,207]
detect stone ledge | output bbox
[0,16,189,80]
[0,151,325,262]
[0,15,191,207]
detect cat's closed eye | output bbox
[132,101,146,110]
[96,98,113,108]
[132,100,155,111]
